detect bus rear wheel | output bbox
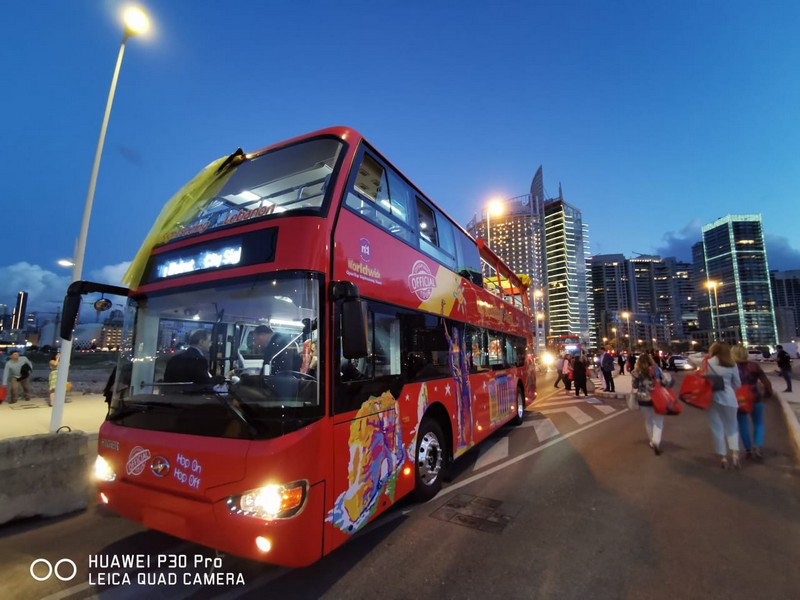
[511,387,525,426]
[412,418,445,502]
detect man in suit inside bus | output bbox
[164,329,222,388]
[252,325,295,374]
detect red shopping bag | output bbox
[652,381,682,415]
[0,385,6,403]
[679,372,713,409]
[735,385,755,413]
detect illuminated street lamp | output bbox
[611,327,617,351]
[534,289,544,351]
[621,311,631,351]
[486,199,503,249]
[705,280,721,341]
[52,6,151,433]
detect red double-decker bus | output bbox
[65,127,535,567]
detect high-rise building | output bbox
[590,254,697,350]
[466,166,548,349]
[544,196,592,345]
[771,269,800,340]
[700,215,777,346]
[589,254,628,344]
[11,291,28,330]
[467,168,592,348]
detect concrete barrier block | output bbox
[0,431,91,524]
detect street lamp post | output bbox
[621,311,631,351]
[705,280,721,341]
[534,289,544,352]
[51,6,150,433]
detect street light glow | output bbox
[123,6,150,36]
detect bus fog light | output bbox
[228,480,307,520]
[95,456,116,482]
[255,536,272,553]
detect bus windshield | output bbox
[111,272,323,440]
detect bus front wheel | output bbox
[511,387,525,425]
[412,418,445,502]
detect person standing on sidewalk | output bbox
[731,345,772,462]
[706,342,743,469]
[775,345,793,392]
[618,352,626,375]
[572,353,589,397]
[600,346,616,392]
[2,350,33,403]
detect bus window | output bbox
[416,198,438,245]
[347,153,413,242]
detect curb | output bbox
[776,393,800,466]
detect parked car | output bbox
[747,349,768,362]
[668,354,694,371]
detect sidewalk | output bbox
[593,368,800,463]
[0,392,108,441]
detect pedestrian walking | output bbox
[600,346,616,392]
[553,353,566,388]
[775,345,793,392]
[706,342,743,469]
[562,354,574,391]
[618,352,626,375]
[731,346,772,461]
[573,353,589,397]
[631,353,668,455]
[626,352,636,374]
[2,349,33,404]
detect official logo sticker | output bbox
[126,446,151,476]
[408,260,437,301]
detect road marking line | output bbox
[474,437,510,470]
[440,410,629,498]
[538,405,592,425]
[594,404,616,414]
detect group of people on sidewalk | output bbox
[553,352,593,397]
[631,341,792,469]
[1,350,71,406]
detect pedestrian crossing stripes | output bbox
[470,396,620,472]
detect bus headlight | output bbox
[95,455,116,482]
[227,480,307,520]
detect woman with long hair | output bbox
[572,353,589,397]
[731,345,772,461]
[706,342,743,469]
[631,352,667,455]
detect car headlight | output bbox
[227,480,307,520]
[95,455,116,482]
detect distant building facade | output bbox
[771,269,800,340]
[700,215,777,346]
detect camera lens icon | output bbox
[30,558,78,582]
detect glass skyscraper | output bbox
[701,215,777,346]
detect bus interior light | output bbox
[95,456,116,482]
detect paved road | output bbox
[3,369,799,600]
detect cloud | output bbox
[0,261,131,315]
[653,220,800,271]
[88,262,131,287]
[765,235,800,271]
[654,220,703,262]
[0,262,72,312]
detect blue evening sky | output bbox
[3,0,799,312]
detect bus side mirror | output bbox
[342,298,368,359]
[60,294,82,340]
